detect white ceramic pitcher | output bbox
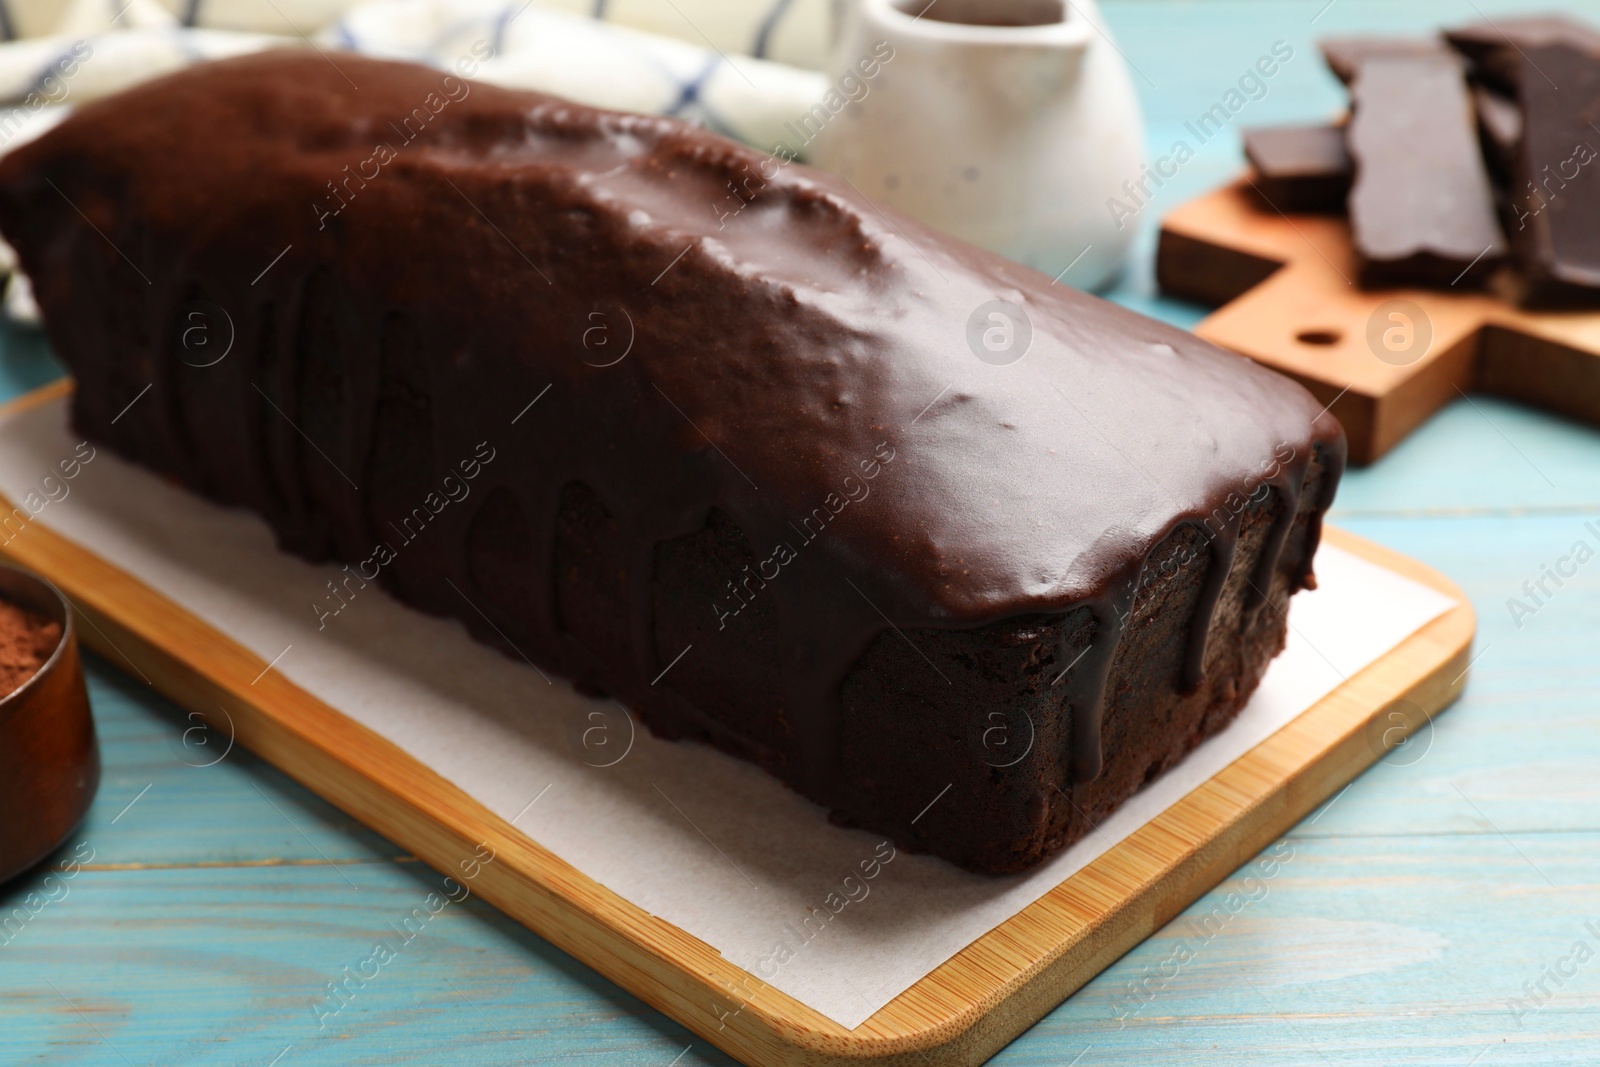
[811,0,1144,291]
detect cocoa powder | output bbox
[0,597,60,697]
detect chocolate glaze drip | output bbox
[1066,594,1129,783]
[0,54,1344,810]
[1184,522,1237,692]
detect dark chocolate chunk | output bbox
[1242,124,1352,213]
[1473,83,1522,180]
[1346,53,1506,288]
[1446,14,1600,92]
[1320,35,1447,85]
[1499,44,1600,306]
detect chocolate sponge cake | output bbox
[0,53,1344,874]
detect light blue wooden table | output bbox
[5,2,1600,1063]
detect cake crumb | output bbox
[0,597,61,696]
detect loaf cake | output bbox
[0,53,1344,874]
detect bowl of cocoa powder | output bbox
[0,563,97,884]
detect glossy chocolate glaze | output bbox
[0,53,1343,797]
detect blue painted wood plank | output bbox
[1001,831,1600,1066]
[1333,399,1600,517]
[1,864,736,1066]
[9,832,1600,1066]
[3,2,1600,1064]
[73,660,409,868]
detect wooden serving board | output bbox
[0,380,1474,1066]
[1157,178,1600,464]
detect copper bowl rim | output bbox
[0,561,75,713]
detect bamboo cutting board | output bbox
[1157,178,1600,464]
[0,379,1474,1066]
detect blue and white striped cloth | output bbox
[332,0,828,148]
[0,0,827,59]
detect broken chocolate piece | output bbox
[1499,43,1600,306]
[1473,83,1522,180]
[1446,15,1600,92]
[1346,53,1506,288]
[1242,124,1352,213]
[1320,36,1446,85]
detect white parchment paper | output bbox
[0,393,1456,1029]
